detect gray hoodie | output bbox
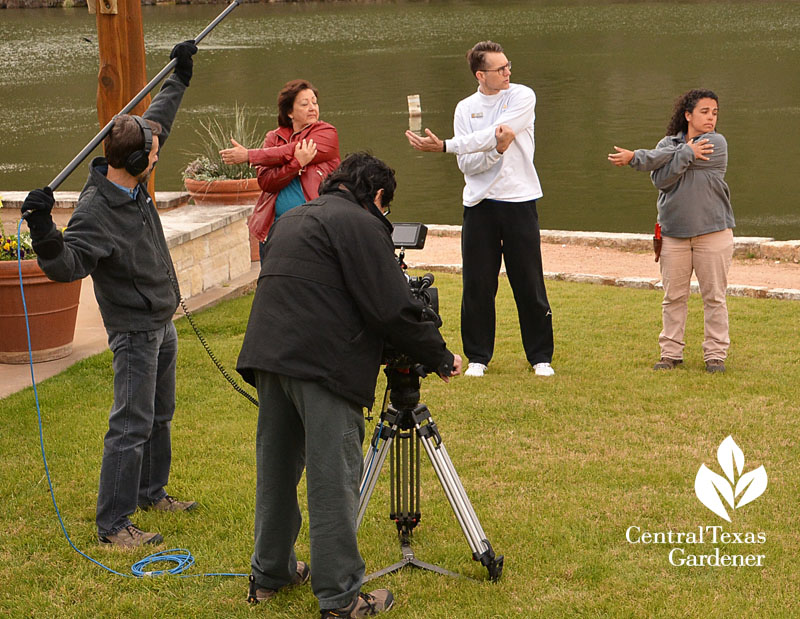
[36,76,186,332]
[630,131,735,238]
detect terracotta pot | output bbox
[0,260,82,364]
[184,177,261,206]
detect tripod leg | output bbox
[357,411,398,529]
[412,405,504,581]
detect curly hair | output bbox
[666,89,719,136]
[320,152,396,209]
[277,79,318,129]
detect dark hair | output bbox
[104,115,162,169]
[666,89,719,136]
[277,79,319,129]
[320,152,396,208]
[466,40,504,76]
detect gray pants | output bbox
[252,371,365,610]
[96,322,177,536]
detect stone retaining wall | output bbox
[160,204,253,299]
[426,225,800,263]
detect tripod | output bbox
[357,362,503,582]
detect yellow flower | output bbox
[3,242,10,252]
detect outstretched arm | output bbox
[222,124,339,167]
[456,125,515,176]
[447,87,535,155]
[608,139,713,171]
[648,138,716,190]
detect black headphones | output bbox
[123,115,153,177]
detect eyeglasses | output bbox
[481,62,511,75]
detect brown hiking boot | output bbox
[321,589,395,617]
[247,561,310,604]
[99,524,163,548]
[705,359,726,373]
[146,495,198,512]
[653,357,682,370]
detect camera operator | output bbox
[236,152,461,617]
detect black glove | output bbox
[170,40,198,87]
[21,187,56,239]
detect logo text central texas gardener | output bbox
[625,436,767,567]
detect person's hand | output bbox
[495,124,515,153]
[219,138,249,165]
[438,353,463,383]
[294,139,317,167]
[405,128,445,152]
[170,40,198,86]
[21,187,55,238]
[607,146,635,167]
[688,137,713,161]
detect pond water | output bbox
[1,0,799,238]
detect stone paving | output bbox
[2,198,798,399]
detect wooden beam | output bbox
[95,0,156,196]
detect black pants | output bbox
[461,199,554,366]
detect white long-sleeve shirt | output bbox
[444,83,543,207]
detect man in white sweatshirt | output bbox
[405,40,554,378]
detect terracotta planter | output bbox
[0,260,82,364]
[184,177,261,206]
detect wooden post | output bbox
[95,0,156,197]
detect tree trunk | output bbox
[95,0,156,197]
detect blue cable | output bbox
[16,220,246,579]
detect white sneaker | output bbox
[532,362,555,377]
[464,362,487,377]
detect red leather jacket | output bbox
[247,121,340,242]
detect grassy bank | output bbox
[2,272,798,617]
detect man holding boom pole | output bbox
[20,41,198,548]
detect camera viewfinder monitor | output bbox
[392,223,428,250]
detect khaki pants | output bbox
[658,228,734,362]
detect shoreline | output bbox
[3,0,303,9]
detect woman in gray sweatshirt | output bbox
[608,89,735,373]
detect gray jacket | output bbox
[630,131,735,238]
[36,75,187,332]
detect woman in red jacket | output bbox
[220,79,340,262]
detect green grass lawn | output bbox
[2,272,799,617]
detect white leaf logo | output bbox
[695,436,767,521]
[717,435,744,483]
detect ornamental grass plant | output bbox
[182,103,263,182]
[2,273,799,617]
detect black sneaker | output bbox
[653,357,683,370]
[247,561,310,604]
[705,359,726,373]
[321,589,394,618]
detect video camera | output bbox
[382,223,441,371]
[391,222,440,327]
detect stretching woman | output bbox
[221,79,340,262]
[608,89,735,373]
